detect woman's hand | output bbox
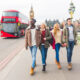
[43,38,46,40]
[64,43,67,46]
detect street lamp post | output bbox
[69,0,75,19]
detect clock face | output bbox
[30,8,34,19]
[30,12,34,15]
[30,13,33,15]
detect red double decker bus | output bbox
[0,10,29,37]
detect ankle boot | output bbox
[68,63,72,70]
[42,65,46,71]
[57,62,61,69]
[30,67,34,75]
[55,59,58,65]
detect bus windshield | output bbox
[3,12,18,16]
[2,18,16,22]
[2,23,17,33]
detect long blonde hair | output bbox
[53,23,60,36]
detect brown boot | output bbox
[68,63,72,70]
[55,59,58,65]
[57,62,61,69]
[30,67,34,75]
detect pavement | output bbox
[0,37,24,62]
[0,45,80,80]
[0,36,25,71]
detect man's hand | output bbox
[25,46,28,50]
[26,47,28,49]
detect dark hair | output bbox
[67,18,72,21]
[31,19,36,24]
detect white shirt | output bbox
[31,28,36,46]
[68,26,74,41]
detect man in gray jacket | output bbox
[63,18,77,70]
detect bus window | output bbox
[3,12,18,16]
[2,18,16,22]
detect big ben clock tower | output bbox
[30,6,34,20]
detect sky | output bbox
[0,0,80,23]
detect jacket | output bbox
[62,24,77,47]
[25,28,41,49]
[40,29,52,48]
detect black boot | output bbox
[45,62,47,66]
[42,65,46,71]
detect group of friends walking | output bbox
[25,18,77,75]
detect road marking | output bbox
[0,45,24,71]
[0,48,25,80]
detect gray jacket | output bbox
[62,24,77,47]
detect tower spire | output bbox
[29,6,34,20]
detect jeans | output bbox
[66,41,74,64]
[30,45,37,68]
[40,45,48,65]
[55,43,61,62]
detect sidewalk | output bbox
[0,45,80,80]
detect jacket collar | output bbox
[66,24,74,28]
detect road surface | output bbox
[0,45,80,80]
[0,37,25,62]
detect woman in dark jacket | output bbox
[40,23,52,71]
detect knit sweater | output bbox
[52,30,62,44]
[41,30,46,44]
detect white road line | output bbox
[0,45,24,70]
[0,48,25,80]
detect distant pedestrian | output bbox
[61,21,66,31]
[25,19,41,75]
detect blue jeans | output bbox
[67,41,74,64]
[30,45,37,68]
[55,43,61,62]
[40,45,48,65]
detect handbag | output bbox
[48,33,54,44]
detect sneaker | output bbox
[68,63,72,70]
[30,67,34,75]
[57,62,62,69]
